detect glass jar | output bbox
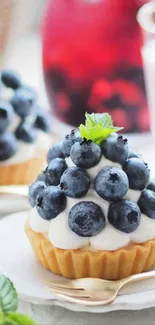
[137,2,155,138]
[42,0,150,133]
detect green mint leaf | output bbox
[0,275,18,313]
[79,113,123,144]
[79,124,91,140]
[5,312,35,325]
[0,308,5,324]
[86,112,113,128]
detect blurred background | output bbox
[1,0,47,105]
[0,0,155,142]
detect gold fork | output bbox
[45,270,155,305]
[0,185,28,197]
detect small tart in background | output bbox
[0,69,52,184]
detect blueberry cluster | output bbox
[29,130,154,238]
[0,70,50,161]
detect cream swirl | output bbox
[29,154,154,251]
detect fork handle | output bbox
[121,270,155,288]
[0,185,28,197]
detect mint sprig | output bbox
[0,275,18,313]
[79,112,123,144]
[0,275,35,325]
[4,312,35,324]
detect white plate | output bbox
[0,195,29,215]
[1,211,155,313]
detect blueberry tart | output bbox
[25,113,155,279]
[0,69,51,184]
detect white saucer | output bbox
[1,211,155,313]
[0,195,29,216]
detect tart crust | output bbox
[25,219,155,280]
[0,152,46,185]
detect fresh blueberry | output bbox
[62,129,82,157]
[45,158,67,186]
[37,171,46,182]
[68,201,106,237]
[35,111,51,133]
[0,132,17,161]
[60,166,90,198]
[101,134,129,165]
[123,158,150,190]
[108,200,141,233]
[147,179,155,192]
[94,167,129,201]
[129,151,140,159]
[11,88,35,118]
[28,181,46,207]
[36,186,66,220]
[1,70,21,89]
[138,189,155,219]
[0,100,13,133]
[47,143,64,163]
[70,139,102,169]
[15,121,37,143]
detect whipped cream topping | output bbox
[124,189,141,203]
[66,156,121,181]
[7,113,21,133]
[29,156,155,251]
[49,211,89,249]
[90,224,130,251]
[29,208,50,233]
[0,131,50,165]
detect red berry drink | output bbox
[42,0,150,133]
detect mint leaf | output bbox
[0,276,18,313]
[0,276,35,325]
[5,312,35,325]
[86,112,113,128]
[0,308,5,324]
[79,112,123,144]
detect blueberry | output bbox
[108,200,141,233]
[47,143,64,163]
[0,132,17,161]
[0,100,13,133]
[70,139,102,169]
[1,70,21,89]
[62,129,82,157]
[94,167,129,202]
[36,186,66,220]
[15,121,37,143]
[123,158,150,190]
[60,167,90,198]
[129,151,140,159]
[138,189,155,219]
[101,134,129,165]
[28,181,46,207]
[45,158,67,186]
[37,171,46,182]
[35,111,51,133]
[147,179,155,192]
[11,88,35,118]
[68,201,106,237]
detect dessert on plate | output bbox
[0,69,51,184]
[26,112,155,279]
